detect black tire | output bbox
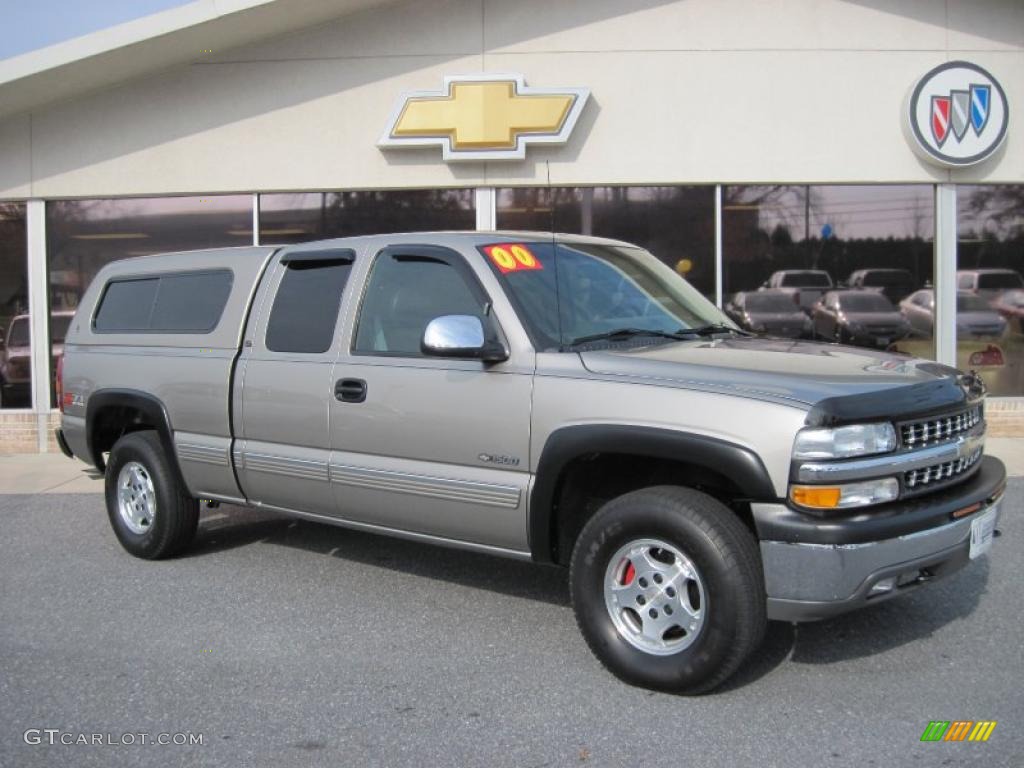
[569,486,766,694]
[104,430,199,559]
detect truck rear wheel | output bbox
[569,486,766,694]
[104,430,199,559]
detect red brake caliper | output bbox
[621,560,636,586]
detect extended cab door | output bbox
[328,241,534,554]
[234,247,358,516]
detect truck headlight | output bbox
[793,422,897,460]
[790,478,899,509]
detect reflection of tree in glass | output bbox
[722,185,934,296]
[0,202,28,320]
[960,185,1024,270]
[963,186,1024,240]
[319,190,474,237]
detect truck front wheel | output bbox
[104,431,199,559]
[569,486,766,694]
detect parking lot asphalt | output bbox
[1,483,1021,768]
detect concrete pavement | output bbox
[1,481,1021,767]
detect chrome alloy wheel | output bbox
[117,461,156,535]
[603,538,707,656]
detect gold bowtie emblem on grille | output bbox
[379,74,590,161]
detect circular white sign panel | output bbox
[906,61,1009,167]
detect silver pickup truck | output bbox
[56,232,1005,694]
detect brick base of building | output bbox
[987,398,1024,437]
[0,412,60,454]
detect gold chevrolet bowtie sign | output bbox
[379,74,590,161]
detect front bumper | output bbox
[754,455,1006,622]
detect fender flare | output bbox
[528,424,778,564]
[85,389,186,489]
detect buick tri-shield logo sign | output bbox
[906,61,1008,167]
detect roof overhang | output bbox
[0,0,391,121]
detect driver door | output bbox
[328,243,534,553]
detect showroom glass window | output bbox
[495,187,716,299]
[0,202,29,409]
[258,189,475,245]
[957,185,1024,397]
[722,185,934,355]
[46,195,252,405]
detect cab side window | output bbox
[266,259,352,354]
[354,253,487,357]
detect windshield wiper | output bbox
[567,327,693,347]
[679,323,753,337]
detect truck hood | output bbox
[579,336,964,410]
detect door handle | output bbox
[335,378,367,403]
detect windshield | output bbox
[781,272,831,288]
[838,293,895,312]
[958,294,992,312]
[480,241,731,350]
[862,270,913,287]
[744,293,799,312]
[6,317,28,346]
[977,272,1023,290]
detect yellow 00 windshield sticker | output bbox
[484,243,543,274]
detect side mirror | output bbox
[421,315,508,363]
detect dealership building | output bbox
[0,0,1022,451]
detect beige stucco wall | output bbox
[0,0,1022,199]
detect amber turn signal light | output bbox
[790,486,842,509]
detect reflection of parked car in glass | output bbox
[846,268,916,304]
[991,289,1024,332]
[811,290,909,347]
[899,290,1006,339]
[957,269,1024,304]
[724,290,811,338]
[0,310,74,407]
[1,314,31,406]
[761,270,833,312]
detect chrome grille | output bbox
[904,448,982,490]
[901,406,982,448]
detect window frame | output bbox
[350,244,501,360]
[91,269,233,335]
